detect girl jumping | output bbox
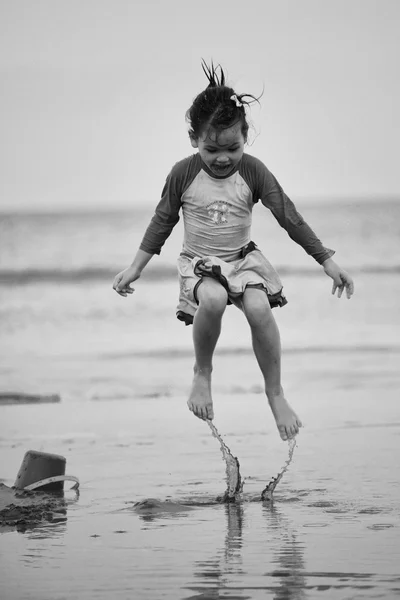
[113,61,354,441]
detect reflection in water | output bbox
[16,510,68,538]
[133,497,307,598]
[262,503,306,600]
[187,503,249,600]
[7,492,77,570]
[18,520,69,572]
[185,501,306,600]
[224,502,244,564]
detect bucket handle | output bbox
[23,475,80,491]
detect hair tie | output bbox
[230,94,243,108]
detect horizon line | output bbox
[1,194,399,216]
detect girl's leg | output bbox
[242,287,302,440]
[187,277,228,420]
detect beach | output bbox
[1,350,400,599]
[1,202,400,599]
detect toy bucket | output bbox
[14,450,79,492]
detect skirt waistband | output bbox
[180,241,258,262]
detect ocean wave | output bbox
[0,264,399,284]
[101,344,400,360]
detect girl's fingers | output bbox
[346,280,355,298]
[113,275,131,292]
[332,272,354,299]
[341,273,354,299]
[332,278,342,296]
[116,285,134,297]
[112,276,122,291]
[117,286,127,296]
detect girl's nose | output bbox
[216,155,229,164]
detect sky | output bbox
[0,0,399,211]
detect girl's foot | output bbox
[267,390,302,440]
[187,369,214,420]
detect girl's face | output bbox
[191,122,245,178]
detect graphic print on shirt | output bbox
[206,201,232,225]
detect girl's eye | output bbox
[204,146,239,153]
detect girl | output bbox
[113,62,354,441]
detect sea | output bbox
[1,199,399,370]
[1,199,400,599]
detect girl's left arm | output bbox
[322,256,354,299]
[251,157,354,299]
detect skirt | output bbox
[176,241,287,325]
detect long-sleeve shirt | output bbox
[140,153,334,264]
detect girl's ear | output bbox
[189,132,198,148]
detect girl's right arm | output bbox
[113,158,190,297]
[112,249,154,297]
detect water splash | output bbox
[207,422,297,502]
[261,438,297,501]
[206,420,243,503]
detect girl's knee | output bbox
[243,288,273,327]
[197,279,228,314]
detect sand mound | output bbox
[0,483,67,530]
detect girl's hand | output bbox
[322,258,354,299]
[113,266,140,297]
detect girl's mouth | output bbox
[211,163,232,175]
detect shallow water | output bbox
[1,360,399,599]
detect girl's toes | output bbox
[278,426,288,441]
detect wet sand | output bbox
[0,350,399,599]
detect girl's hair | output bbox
[186,60,259,141]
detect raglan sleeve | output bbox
[254,159,335,265]
[139,164,184,255]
